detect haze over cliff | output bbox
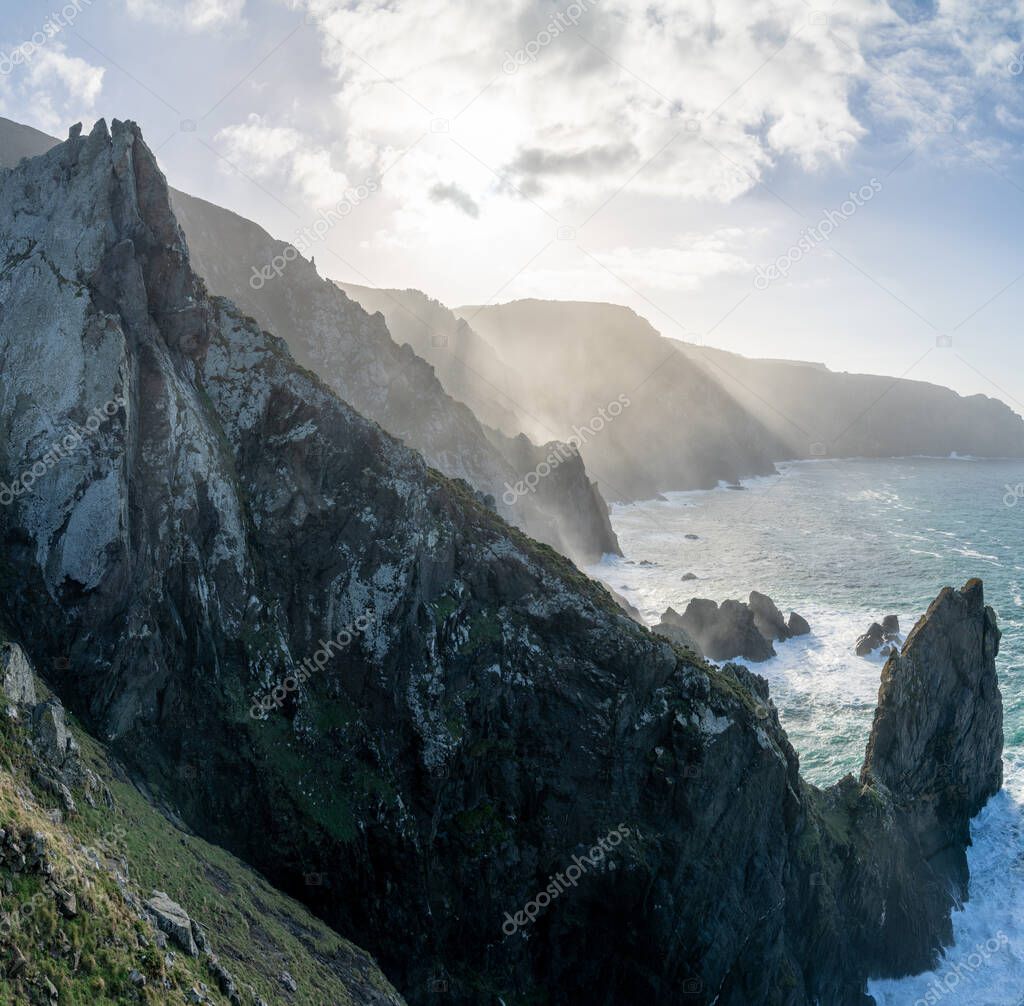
[0,114,619,566]
[0,118,1006,1005]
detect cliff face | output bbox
[677,342,1024,461]
[0,121,1004,1006]
[337,283,529,436]
[166,189,619,564]
[0,114,618,566]
[457,299,786,500]
[458,299,1024,500]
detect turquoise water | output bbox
[590,458,1024,1004]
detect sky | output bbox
[3,0,1024,413]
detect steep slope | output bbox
[0,637,404,1006]
[336,283,529,436]
[0,114,617,566]
[0,120,1004,1006]
[164,189,618,563]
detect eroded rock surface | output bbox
[0,120,1005,1006]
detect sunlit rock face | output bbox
[0,121,1004,1006]
[0,112,619,566]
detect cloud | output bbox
[429,182,480,217]
[0,43,104,136]
[215,114,355,209]
[291,0,872,219]
[124,0,246,32]
[205,0,1024,308]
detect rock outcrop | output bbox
[748,590,791,642]
[660,591,809,662]
[651,606,703,655]
[853,580,1003,977]
[0,120,1005,1006]
[146,891,200,956]
[855,615,902,656]
[787,611,811,636]
[0,642,37,709]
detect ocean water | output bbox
[588,458,1024,1005]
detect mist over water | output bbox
[590,458,1024,1004]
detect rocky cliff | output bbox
[0,120,1004,1005]
[0,114,618,566]
[336,283,529,437]
[458,299,1024,500]
[677,341,1024,461]
[165,189,619,564]
[455,298,790,499]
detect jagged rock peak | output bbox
[862,578,1003,816]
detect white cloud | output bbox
[0,43,105,136]
[124,0,246,32]
[204,0,1024,313]
[215,114,354,208]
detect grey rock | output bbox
[30,700,82,789]
[670,598,776,662]
[855,622,886,656]
[0,644,37,710]
[207,955,240,1004]
[680,572,698,581]
[748,590,791,642]
[787,611,811,636]
[881,614,900,634]
[653,607,703,656]
[146,891,199,956]
[54,887,77,918]
[279,971,298,992]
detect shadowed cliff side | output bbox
[0,120,1005,1006]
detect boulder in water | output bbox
[669,598,775,662]
[856,616,904,657]
[855,622,886,656]
[748,591,791,642]
[787,611,811,636]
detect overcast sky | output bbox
[3,0,1024,413]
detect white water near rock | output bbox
[589,458,1024,1004]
